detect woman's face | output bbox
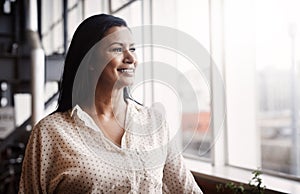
[96,26,137,90]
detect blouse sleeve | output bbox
[161,120,203,194]
[162,154,203,193]
[18,123,45,194]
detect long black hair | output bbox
[56,14,128,113]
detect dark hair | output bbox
[56,14,128,112]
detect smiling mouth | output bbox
[117,68,135,73]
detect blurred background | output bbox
[0,0,299,193]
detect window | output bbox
[175,0,211,161]
[132,0,212,161]
[224,0,300,178]
[256,0,300,177]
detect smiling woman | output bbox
[18,14,203,193]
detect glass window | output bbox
[41,0,81,54]
[224,0,300,178]
[256,0,300,177]
[152,0,212,161]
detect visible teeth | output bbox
[119,69,134,73]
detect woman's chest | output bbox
[51,155,164,193]
[46,127,166,193]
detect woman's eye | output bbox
[112,48,123,53]
[129,47,136,52]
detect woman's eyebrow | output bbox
[108,42,135,47]
[109,42,123,47]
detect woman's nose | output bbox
[123,50,136,64]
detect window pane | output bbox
[152,0,212,161]
[225,0,300,177]
[257,0,300,177]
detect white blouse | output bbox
[18,100,203,194]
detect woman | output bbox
[19,14,203,194]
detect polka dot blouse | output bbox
[18,101,203,194]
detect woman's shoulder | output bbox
[32,110,74,134]
[37,110,71,125]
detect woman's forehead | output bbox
[103,26,134,44]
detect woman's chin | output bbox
[115,78,135,88]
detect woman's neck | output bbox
[93,86,126,119]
